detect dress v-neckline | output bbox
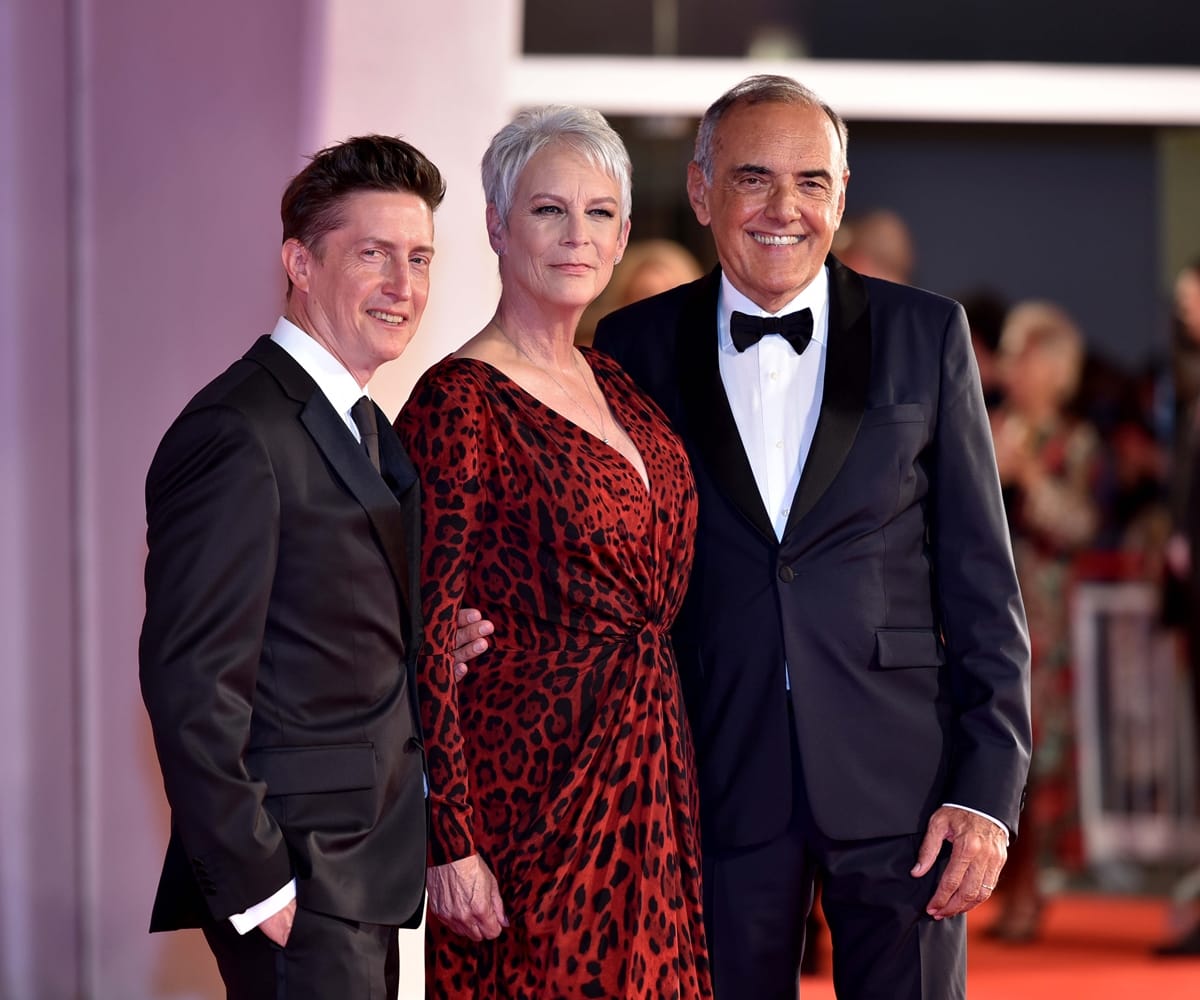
[455,356,652,495]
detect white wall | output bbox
[1,0,79,995]
[312,2,514,416]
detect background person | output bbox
[1156,256,1200,957]
[988,300,1102,942]
[830,207,916,284]
[576,237,704,345]
[960,288,1011,413]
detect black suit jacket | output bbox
[139,335,426,930]
[595,259,1031,850]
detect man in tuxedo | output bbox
[594,76,1032,999]
[139,135,444,998]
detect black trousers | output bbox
[702,720,966,1000]
[201,905,399,1000]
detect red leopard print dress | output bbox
[396,349,711,999]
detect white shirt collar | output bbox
[269,316,368,426]
[717,266,830,352]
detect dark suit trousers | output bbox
[201,906,399,1000]
[702,709,966,1000]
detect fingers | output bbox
[258,899,297,947]
[928,855,1002,918]
[426,856,507,941]
[466,894,506,941]
[490,880,510,932]
[460,620,494,650]
[441,908,501,941]
[918,807,1008,919]
[910,817,947,878]
[452,609,494,677]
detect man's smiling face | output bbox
[283,188,435,385]
[688,99,848,313]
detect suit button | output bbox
[778,565,795,583]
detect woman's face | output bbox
[1003,334,1073,413]
[491,144,630,315]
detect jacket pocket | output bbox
[859,403,927,427]
[245,743,377,796]
[874,628,945,669]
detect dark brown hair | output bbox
[280,134,446,276]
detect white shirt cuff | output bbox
[942,803,1010,845]
[228,878,297,935]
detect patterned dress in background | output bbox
[996,409,1103,869]
[396,349,711,1000]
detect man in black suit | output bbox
[594,76,1032,999]
[139,135,444,999]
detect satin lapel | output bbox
[785,256,872,532]
[245,337,413,607]
[676,269,776,541]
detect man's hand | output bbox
[911,806,1007,919]
[258,899,297,947]
[426,854,509,941]
[452,608,493,681]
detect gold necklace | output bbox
[494,320,610,444]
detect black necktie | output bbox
[730,308,814,355]
[350,396,381,473]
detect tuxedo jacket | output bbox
[139,335,426,930]
[595,258,1031,851]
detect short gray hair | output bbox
[482,105,632,227]
[694,75,849,181]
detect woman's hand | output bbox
[427,854,509,941]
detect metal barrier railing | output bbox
[1071,580,1200,863]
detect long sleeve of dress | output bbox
[396,374,485,865]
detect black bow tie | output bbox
[730,308,814,355]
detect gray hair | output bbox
[694,74,849,181]
[482,105,632,227]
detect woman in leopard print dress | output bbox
[396,106,710,999]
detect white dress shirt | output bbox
[271,316,369,440]
[228,318,370,934]
[717,270,828,693]
[717,268,829,541]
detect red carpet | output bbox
[799,894,1200,999]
